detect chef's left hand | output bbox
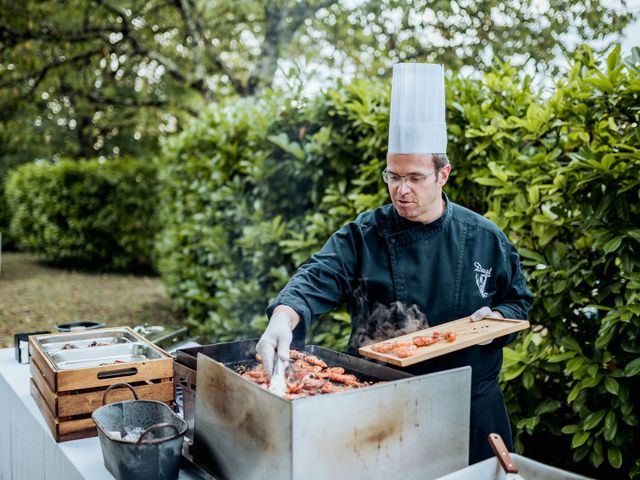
[469,307,504,345]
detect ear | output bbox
[439,164,452,184]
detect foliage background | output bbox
[0,0,634,173]
[1,1,639,478]
[155,46,639,478]
[5,158,160,270]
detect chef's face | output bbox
[385,153,451,223]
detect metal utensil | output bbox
[267,357,287,397]
[488,433,525,480]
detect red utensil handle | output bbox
[488,433,519,474]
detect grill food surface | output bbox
[238,350,384,400]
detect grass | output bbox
[0,251,182,348]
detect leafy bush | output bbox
[0,156,28,249]
[0,184,10,247]
[5,158,159,270]
[155,91,382,347]
[468,45,640,478]
[158,45,639,477]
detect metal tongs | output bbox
[267,357,288,397]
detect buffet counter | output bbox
[0,347,111,480]
[0,348,207,480]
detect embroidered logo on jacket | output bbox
[474,262,492,298]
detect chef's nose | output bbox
[397,177,411,195]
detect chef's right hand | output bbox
[256,311,292,378]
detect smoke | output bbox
[359,302,429,345]
[347,280,429,354]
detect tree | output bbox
[0,0,635,162]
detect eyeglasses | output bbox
[382,168,439,186]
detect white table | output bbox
[0,348,208,480]
[0,348,113,480]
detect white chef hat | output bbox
[388,63,447,154]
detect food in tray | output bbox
[241,350,383,400]
[37,329,138,355]
[98,359,128,366]
[48,343,164,370]
[62,340,111,350]
[371,331,457,358]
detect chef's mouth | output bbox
[395,198,414,206]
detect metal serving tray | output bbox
[436,453,592,479]
[36,328,138,353]
[49,343,166,370]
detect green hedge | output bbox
[5,158,159,270]
[0,185,10,247]
[157,45,639,477]
[155,91,367,347]
[155,75,507,345]
[0,157,27,249]
[472,45,640,478]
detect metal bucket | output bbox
[92,383,188,480]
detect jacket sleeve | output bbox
[490,239,534,348]
[267,224,358,331]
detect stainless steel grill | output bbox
[178,339,472,480]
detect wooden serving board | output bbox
[358,316,530,367]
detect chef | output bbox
[257,63,533,464]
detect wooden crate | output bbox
[30,378,98,442]
[28,327,175,442]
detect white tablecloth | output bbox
[0,348,113,480]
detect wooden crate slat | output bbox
[58,380,174,417]
[58,416,97,436]
[29,339,57,391]
[30,379,58,439]
[31,378,96,441]
[30,360,58,415]
[57,428,99,442]
[56,358,173,391]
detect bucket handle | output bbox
[136,422,180,445]
[102,382,139,405]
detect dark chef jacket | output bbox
[267,194,533,463]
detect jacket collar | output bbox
[391,192,451,234]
